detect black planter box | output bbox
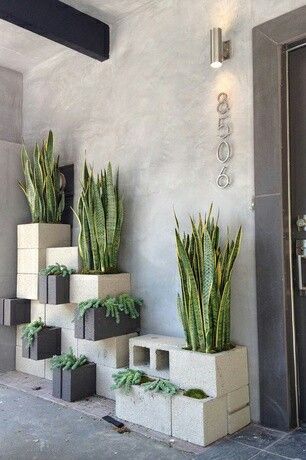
[38,275,70,304]
[52,363,96,402]
[74,307,140,341]
[22,326,61,360]
[0,298,31,326]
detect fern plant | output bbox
[40,263,76,277]
[50,348,88,370]
[73,161,123,274]
[22,318,45,346]
[77,294,142,323]
[112,369,144,393]
[175,205,242,353]
[19,131,65,223]
[142,378,179,396]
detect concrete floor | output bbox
[0,385,191,460]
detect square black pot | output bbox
[52,363,96,402]
[38,275,70,305]
[74,307,140,341]
[22,326,61,360]
[0,298,31,326]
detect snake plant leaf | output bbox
[175,206,241,354]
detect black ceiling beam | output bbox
[0,0,109,62]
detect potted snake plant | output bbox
[17,131,71,300]
[70,161,130,304]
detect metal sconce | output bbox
[210,28,231,68]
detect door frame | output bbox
[253,6,306,431]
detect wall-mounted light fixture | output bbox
[210,28,231,68]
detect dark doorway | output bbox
[289,45,306,425]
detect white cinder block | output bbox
[17,248,46,274]
[46,247,80,272]
[17,223,70,249]
[70,273,131,303]
[96,364,125,400]
[46,303,75,330]
[169,346,248,397]
[116,385,172,435]
[16,345,44,378]
[228,405,251,434]
[17,274,38,300]
[77,333,137,369]
[172,394,228,446]
[16,301,46,346]
[129,335,185,379]
[227,386,250,414]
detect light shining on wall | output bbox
[210,28,231,68]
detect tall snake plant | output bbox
[175,206,242,353]
[19,131,65,223]
[73,161,123,274]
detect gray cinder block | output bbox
[0,298,31,326]
[115,385,172,435]
[172,394,228,446]
[52,363,96,402]
[169,346,248,397]
[75,306,140,341]
[69,273,131,304]
[22,326,61,360]
[38,275,70,305]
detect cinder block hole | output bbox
[133,346,150,366]
[155,349,169,370]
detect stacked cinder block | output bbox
[17,224,71,300]
[15,224,71,377]
[69,272,135,400]
[116,334,250,447]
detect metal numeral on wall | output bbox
[216,92,232,188]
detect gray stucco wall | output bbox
[0,66,29,371]
[21,0,306,421]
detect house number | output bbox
[216,93,232,188]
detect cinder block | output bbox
[228,405,251,434]
[96,364,124,400]
[0,298,31,326]
[172,394,228,446]
[129,335,185,379]
[116,385,172,435]
[31,300,46,321]
[169,346,248,397]
[46,303,75,330]
[17,248,46,274]
[0,344,16,371]
[77,332,137,369]
[16,345,44,378]
[46,247,80,272]
[45,329,78,380]
[69,273,131,304]
[17,223,71,249]
[227,386,250,414]
[17,274,38,300]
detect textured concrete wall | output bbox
[0,66,28,371]
[22,0,306,421]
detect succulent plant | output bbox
[77,294,142,323]
[73,161,123,274]
[40,263,76,277]
[175,205,242,353]
[19,131,65,223]
[112,369,144,393]
[50,347,88,370]
[22,317,45,346]
[141,378,179,396]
